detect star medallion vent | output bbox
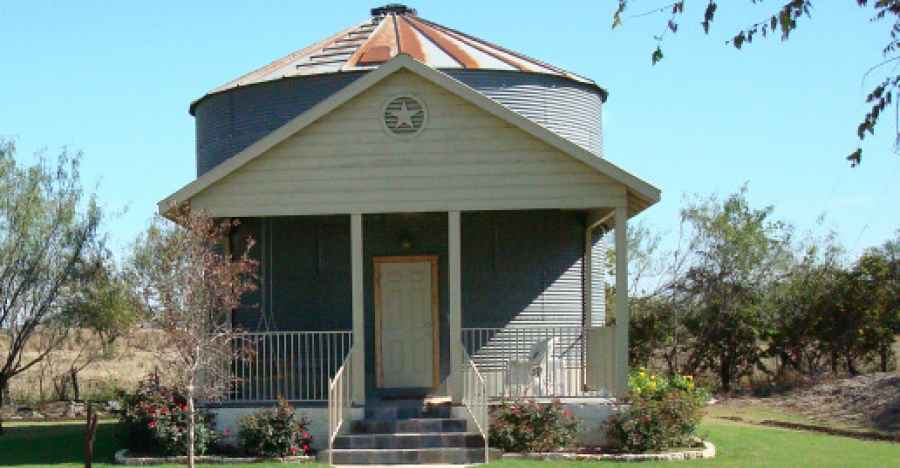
[383,96,427,137]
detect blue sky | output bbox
[1,1,898,258]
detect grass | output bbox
[1,418,899,467]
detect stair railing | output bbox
[460,347,489,463]
[328,345,354,465]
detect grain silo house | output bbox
[160,4,660,463]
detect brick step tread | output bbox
[364,406,452,420]
[321,447,487,465]
[333,432,485,449]
[351,418,468,434]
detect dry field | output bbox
[3,329,165,404]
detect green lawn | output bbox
[1,419,898,467]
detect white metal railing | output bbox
[328,346,354,466]
[459,347,489,463]
[462,327,600,398]
[229,331,352,402]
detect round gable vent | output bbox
[382,96,427,137]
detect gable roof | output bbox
[161,54,660,217]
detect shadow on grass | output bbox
[0,420,118,466]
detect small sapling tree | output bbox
[130,205,257,468]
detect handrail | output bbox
[460,347,489,463]
[328,346,354,466]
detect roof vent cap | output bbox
[371,4,416,17]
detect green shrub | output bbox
[116,374,218,456]
[237,397,313,457]
[606,369,707,453]
[489,399,580,452]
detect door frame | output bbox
[373,255,440,389]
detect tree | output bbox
[675,186,793,392]
[766,230,846,376]
[59,259,140,401]
[611,1,900,166]
[0,140,103,434]
[129,206,257,468]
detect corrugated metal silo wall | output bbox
[591,230,607,326]
[461,210,588,329]
[447,70,604,156]
[193,72,366,177]
[193,70,604,177]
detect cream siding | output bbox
[191,71,626,217]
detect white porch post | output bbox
[448,211,462,401]
[351,213,365,403]
[614,206,629,396]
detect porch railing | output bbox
[462,327,597,398]
[328,346,355,466]
[229,331,352,402]
[459,347,489,463]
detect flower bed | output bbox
[113,449,315,465]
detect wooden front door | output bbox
[374,256,439,388]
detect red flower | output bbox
[290,447,299,455]
[148,420,157,429]
[302,431,310,439]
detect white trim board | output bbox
[160,54,660,217]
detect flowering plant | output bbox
[606,369,707,453]
[237,397,313,457]
[117,373,219,455]
[489,399,580,452]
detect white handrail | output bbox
[328,346,354,466]
[460,347,489,463]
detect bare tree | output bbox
[0,140,103,434]
[129,205,257,468]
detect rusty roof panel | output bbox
[192,6,601,107]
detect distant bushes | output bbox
[618,187,899,392]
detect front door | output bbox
[374,256,438,388]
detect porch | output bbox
[218,208,631,406]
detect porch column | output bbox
[614,206,629,396]
[351,213,365,403]
[448,211,462,401]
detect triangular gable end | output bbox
[160,55,660,218]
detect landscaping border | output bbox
[113,449,315,465]
[500,441,716,462]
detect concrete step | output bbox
[350,417,468,434]
[333,432,485,450]
[320,447,488,465]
